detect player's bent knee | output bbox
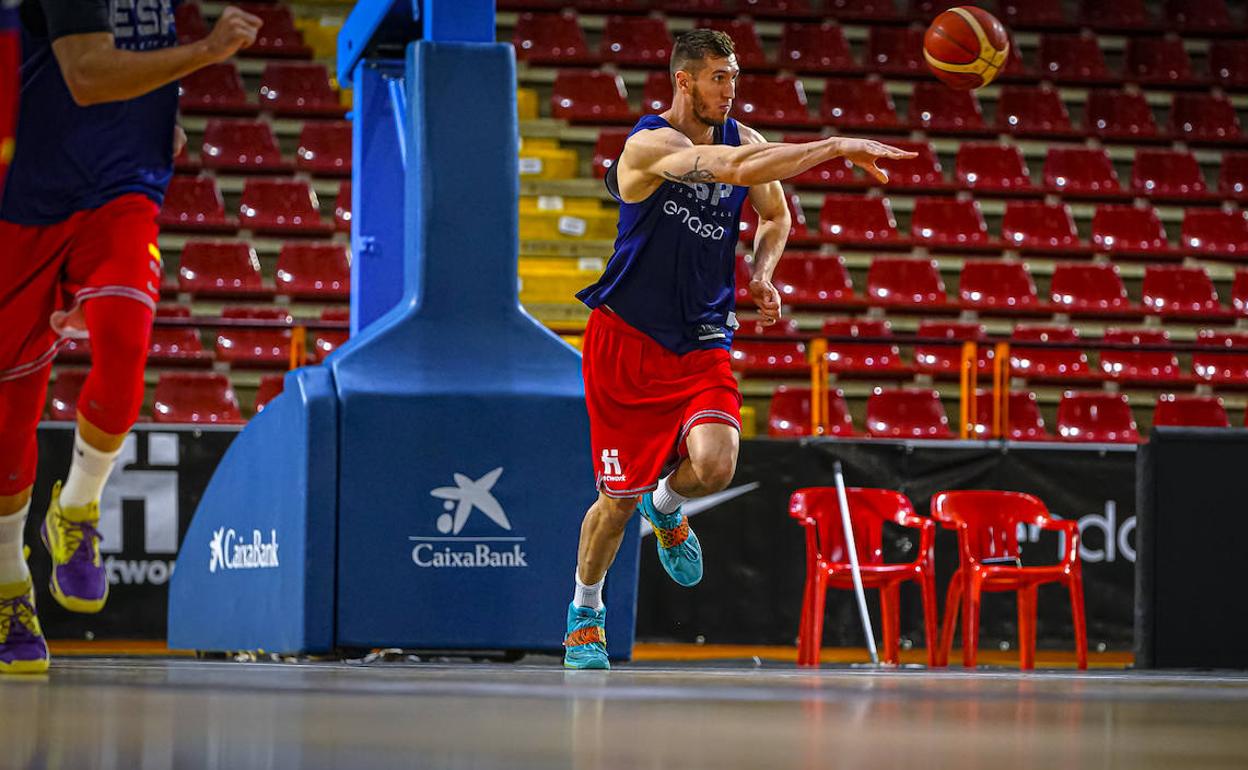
[693,455,736,493]
[597,493,639,526]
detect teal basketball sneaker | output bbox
[638,492,702,587]
[563,602,609,670]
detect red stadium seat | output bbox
[1153,394,1229,427]
[1166,0,1235,34]
[1171,93,1242,143]
[955,143,1033,192]
[1011,325,1091,379]
[1038,33,1111,82]
[741,318,802,338]
[739,190,814,245]
[1130,149,1207,199]
[513,12,595,65]
[1050,263,1134,314]
[175,3,208,44]
[551,71,633,124]
[1002,201,1081,251]
[1091,205,1169,254]
[1078,0,1154,30]
[654,0,726,15]
[875,140,948,190]
[200,119,288,173]
[600,16,671,68]
[237,3,311,58]
[149,305,212,367]
[827,0,898,20]
[740,0,817,19]
[1182,208,1248,255]
[768,385,855,437]
[866,257,946,307]
[1234,269,1248,315]
[1099,328,1182,382]
[1210,41,1248,89]
[1056,391,1139,443]
[215,307,293,368]
[818,194,899,244]
[910,198,989,247]
[785,134,859,188]
[994,85,1074,137]
[959,260,1039,310]
[779,22,857,74]
[1084,90,1158,140]
[735,75,816,128]
[820,78,900,130]
[56,339,90,364]
[1124,37,1194,85]
[313,307,350,362]
[866,26,926,76]
[914,320,991,375]
[177,240,269,298]
[1042,147,1121,196]
[821,318,909,375]
[239,179,331,236]
[998,0,1069,28]
[178,62,256,115]
[865,388,952,439]
[641,71,671,114]
[152,372,244,424]
[769,253,856,308]
[972,390,1050,441]
[1218,152,1248,197]
[1142,265,1223,316]
[254,374,286,414]
[700,19,768,69]
[592,129,629,180]
[174,139,198,173]
[730,339,808,377]
[258,62,344,117]
[48,369,88,421]
[1194,329,1248,382]
[275,242,350,300]
[909,82,985,132]
[334,183,351,233]
[157,175,234,233]
[296,121,351,177]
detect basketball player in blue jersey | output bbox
[564,30,916,669]
[0,0,262,674]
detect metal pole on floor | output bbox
[834,460,879,666]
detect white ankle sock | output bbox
[652,474,689,515]
[573,571,604,610]
[0,502,31,585]
[60,432,122,511]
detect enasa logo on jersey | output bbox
[208,527,280,573]
[662,181,737,241]
[410,467,529,569]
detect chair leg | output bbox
[1017,584,1038,671]
[962,573,982,669]
[880,582,900,665]
[1070,571,1088,671]
[797,577,814,667]
[807,572,829,668]
[920,571,939,668]
[939,574,963,668]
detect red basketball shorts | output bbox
[0,193,162,382]
[582,308,742,498]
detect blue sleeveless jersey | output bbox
[577,114,749,356]
[0,0,179,225]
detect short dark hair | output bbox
[670,29,736,82]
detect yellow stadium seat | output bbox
[294,17,343,60]
[519,148,578,180]
[519,196,616,241]
[517,88,539,121]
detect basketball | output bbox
[923,6,1010,90]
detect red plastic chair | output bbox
[730,340,808,377]
[237,3,311,58]
[910,198,989,247]
[827,0,898,20]
[908,82,985,132]
[1091,205,1169,254]
[552,71,633,124]
[1194,329,1248,383]
[253,374,286,414]
[1234,270,1248,315]
[513,11,596,65]
[1079,0,1153,29]
[1011,325,1091,379]
[1099,328,1182,382]
[1002,201,1081,251]
[1210,40,1248,89]
[820,78,900,130]
[769,253,856,308]
[296,121,351,177]
[591,129,628,180]
[932,490,1086,669]
[177,240,269,298]
[600,16,671,68]
[149,305,212,367]
[1218,152,1248,197]
[1084,90,1159,140]
[739,190,814,245]
[741,0,817,18]
[641,70,672,115]
[1049,263,1133,314]
[914,320,991,375]
[48,370,88,421]
[1154,394,1229,427]
[791,487,937,667]
[239,179,332,236]
[874,140,947,190]
[1057,391,1140,443]
[735,75,816,128]
[1131,149,1207,199]
[214,307,293,368]
[955,143,1033,192]
[865,257,946,307]
[258,62,344,117]
[995,84,1073,137]
[334,183,351,233]
[959,260,1039,310]
[1042,147,1121,196]
[1141,265,1222,316]
[275,242,350,300]
[998,0,1069,28]
[972,390,1050,441]
[1166,0,1234,33]
[200,119,287,173]
[1172,93,1242,143]
[822,318,908,375]
[779,22,857,74]
[157,175,235,233]
[818,195,899,244]
[866,26,926,75]
[178,62,256,115]
[1182,209,1248,255]
[1124,36,1194,84]
[313,307,350,362]
[152,372,244,424]
[1038,33,1110,82]
[768,385,854,437]
[865,388,952,438]
[699,18,769,68]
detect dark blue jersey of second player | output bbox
[577,114,750,356]
[0,0,179,225]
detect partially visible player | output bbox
[0,0,19,194]
[0,0,263,674]
[563,30,916,669]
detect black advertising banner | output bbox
[635,439,1138,651]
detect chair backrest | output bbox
[931,490,1050,562]
[789,487,916,565]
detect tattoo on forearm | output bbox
[663,156,716,186]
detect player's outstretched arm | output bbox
[52,6,261,107]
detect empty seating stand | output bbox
[600,16,671,68]
[152,372,244,424]
[1124,37,1196,86]
[767,385,855,438]
[296,121,351,177]
[237,3,312,59]
[1056,391,1140,443]
[513,12,596,66]
[818,195,900,246]
[778,22,857,74]
[1049,263,1137,316]
[149,305,213,368]
[1171,92,1242,143]
[913,320,992,376]
[959,260,1041,312]
[909,83,985,133]
[259,63,345,118]
[1043,147,1122,197]
[1091,205,1171,256]
[865,388,952,439]
[821,318,910,376]
[239,179,333,236]
[1038,33,1112,84]
[1085,90,1159,140]
[1099,328,1184,383]
[1141,265,1229,319]
[1001,201,1083,253]
[177,240,270,298]
[1194,330,1248,383]
[955,143,1033,193]
[866,257,947,308]
[552,71,634,124]
[910,198,991,249]
[274,242,350,300]
[158,176,235,233]
[1182,208,1248,255]
[768,253,858,309]
[735,75,817,128]
[179,62,256,115]
[1153,394,1230,427]
[972,390,1050,441]
[995,84,1076,138]
[200,119,288,174]
[821,78,900,131]
[1011,325,1094,380]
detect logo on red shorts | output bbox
[601,449,625,482]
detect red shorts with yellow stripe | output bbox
[0,194,162,382]
[582,307,742,498]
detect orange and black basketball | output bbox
[923,6,1010,90]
